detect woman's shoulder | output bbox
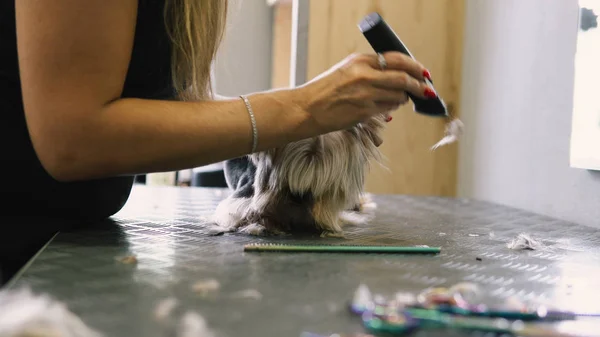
[0,0,175,101]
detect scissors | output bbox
[345,283,599,336]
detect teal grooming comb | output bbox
[243,243,441,254]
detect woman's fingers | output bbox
[374,92,408,110]
[371,69,435,98]
[375,101,402,123]
[364,52,430,81]
[353,52,435,99]
[377,91,409,123]
[364,87,410,106]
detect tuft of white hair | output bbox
[0,288,221,337]
[507,233,544,250]
[431,118,464,150]
[0,287,103,337]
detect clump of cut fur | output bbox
[507,233,544,250]
[190,279,220,296]
[176,312,217,337]
[153,298,218,337]
[0,287,103,337]
[211,115,386,236]
[0,287,220,337]
[431,118,464,150]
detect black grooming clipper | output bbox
[358,12,448,117]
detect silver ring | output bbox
[377,53,387,70]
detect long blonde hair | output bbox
[164,0,229,101]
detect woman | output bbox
[0,0,436,280]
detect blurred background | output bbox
[142,0,600,229]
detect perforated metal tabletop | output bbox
[9,185,600,337]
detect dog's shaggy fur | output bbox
[209,114,386,236]
[0,288,218,337]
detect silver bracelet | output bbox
[240,95,258,153]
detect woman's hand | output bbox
[294,52,435,133]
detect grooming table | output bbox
[8,185,600,337]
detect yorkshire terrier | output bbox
[209,114,387,237]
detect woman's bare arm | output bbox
[15,0,435,183]
[15,0,313,182]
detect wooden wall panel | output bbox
[306,0,465,196]
[270,0,294,89]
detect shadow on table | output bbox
[0,216,130,286]
[52,217,132,247]
[1,217,170,337]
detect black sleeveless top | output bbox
[0,0,175,221]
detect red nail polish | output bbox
[424,87,437,98]
[386,116,393,122]
[423,69,432,81]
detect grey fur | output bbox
[210,115,386,236]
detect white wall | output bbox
[458,0,600,228]
[213,0,274,96]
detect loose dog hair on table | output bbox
[209,114,386,236]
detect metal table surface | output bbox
[9,185,600,337]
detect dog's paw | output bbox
[320,231,346,239]
[212,196,252,227]
[357,193,377,213]
[205,224,229,236]
[202,221,229,236]
[237,223,268,236]
[198,216,231,236]
[340,211,373,227]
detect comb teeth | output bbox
[244,243,409,248]
[247,243,364,246]
[242,243,441,254]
